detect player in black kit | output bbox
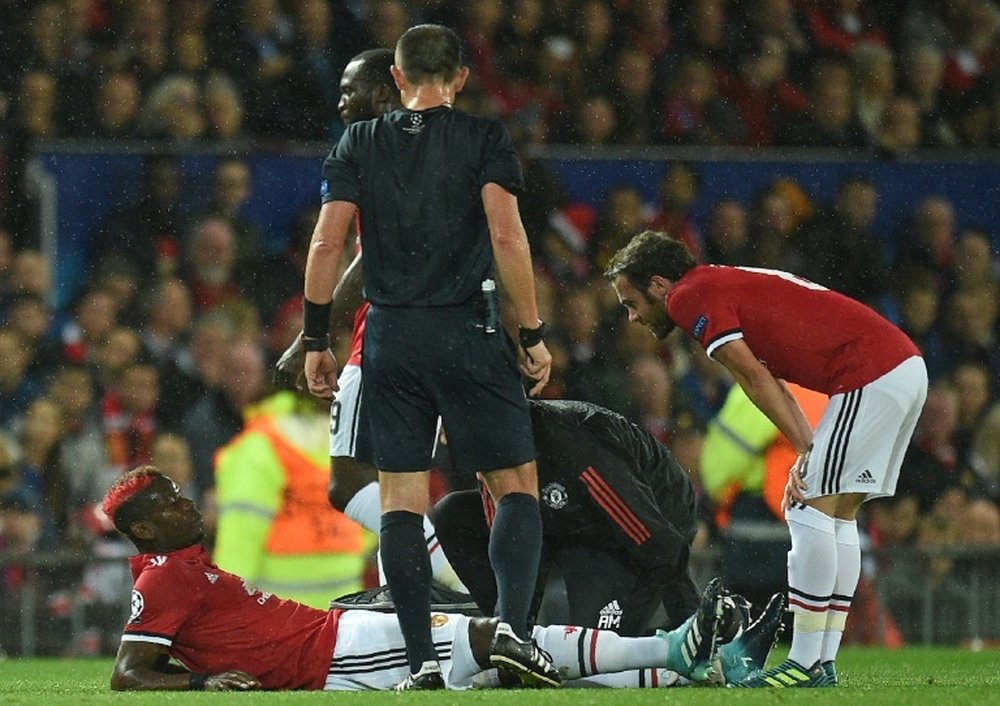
[434,399,701,637]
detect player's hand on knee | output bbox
[205,671,261,691]
[782,451,810,510]
[518,341,552,396]
[304,349,339,399]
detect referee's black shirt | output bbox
[320,106,524,307]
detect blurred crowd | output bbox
[2,0,1000,654]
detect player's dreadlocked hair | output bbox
[604,230,697,289]
[102,466,161,535]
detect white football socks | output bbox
[531,623,665,678]
[785,504,837,668]
[821,518,860,663]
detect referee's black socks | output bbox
[381,510,437,672]
[489,493,543,641]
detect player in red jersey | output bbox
[606,231,927,688]
[106,466,784,691]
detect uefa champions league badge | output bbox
[128,590,144,624]
[541,482,568,510]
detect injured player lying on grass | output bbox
[106,467,784,691]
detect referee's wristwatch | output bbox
[301,334,331,352]
[518,320,547,349]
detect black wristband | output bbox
[301,334,331,352]
[189,673,207,691]
[302,298,332,338]
[518,320,547,349]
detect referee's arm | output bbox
[303,200,356,398]
[482,182,551,394]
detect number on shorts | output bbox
[330,400,342,435]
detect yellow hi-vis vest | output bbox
[213,392,372,609]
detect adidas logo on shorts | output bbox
[598,600,623,630]
[857,469,876,484]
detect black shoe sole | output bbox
[489,655,561,688]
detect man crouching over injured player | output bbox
[107,466,783,691]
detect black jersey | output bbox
[320,106,524,307]
[528,399,697,552]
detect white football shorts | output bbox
[802,355,927,501]
[329,363,363,458]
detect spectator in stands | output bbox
[674,0,732,65]
[850,42,896,147]
[181,217,246,313]
[938,285,1000,376]
[645,162,703,260]
[941,0,999,96]
[777,56,866,148]
[573,0,619,93]
[92,326,142,396]
[703,198,751,265]
[562,93,618,146]
[100,359,160,475]
[138,278,192,367]
[157,311,233,433]
[898,44,957,149]
[202,72,246,140]
[896,381,966,512]
[46,363,113,519]
[199,159,263,269]
[89,255,143,328]
[83,71,140,139]
[13,397,66,544]
[717,35,808,147]
[285,0,342,140]
[0,228,12,305]
[951,359,995,483]
[139,75,205,139]
[794,174,887,305]
[216,0,294,136]
[893,195,956,288]
[621,0,673,65]
[121,0,169,87]
[875,94,924,156]
[91,154,187,280]
[731,0,811,79]
[661,54,743,146]
[746,181,804,272]
[182,339,266,496]
[589,184,646,273]
[952,227,998,290]
[168,29,210,82]
[364,0,410,49]
[4,292,60,377]
[627,355,676,446]
[609,47,660,145]
[890,272,948,380]
[0,327,45,431]
[150,433,196,501]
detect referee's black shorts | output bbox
[357,303,535,474]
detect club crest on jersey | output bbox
[541,482,568,510]
[430,614,449,628]
[148,556,167,567]
[692,315,709,339]
[403,112,424,135]
[129,590,145,624]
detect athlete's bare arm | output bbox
[481,182,551,395]
[111,640,261,691]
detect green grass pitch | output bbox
[3,647,1000,705]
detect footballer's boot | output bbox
[656,576,727,683]
[717,592,786,685]
[730,658,827,688]
[489,622,561,688]
[820,660,839,686]
[394,661,445,691]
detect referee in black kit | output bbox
[434,399,701,636]
[301,25,556,690]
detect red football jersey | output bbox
[123,545,341,690]
[667,265,919,395]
